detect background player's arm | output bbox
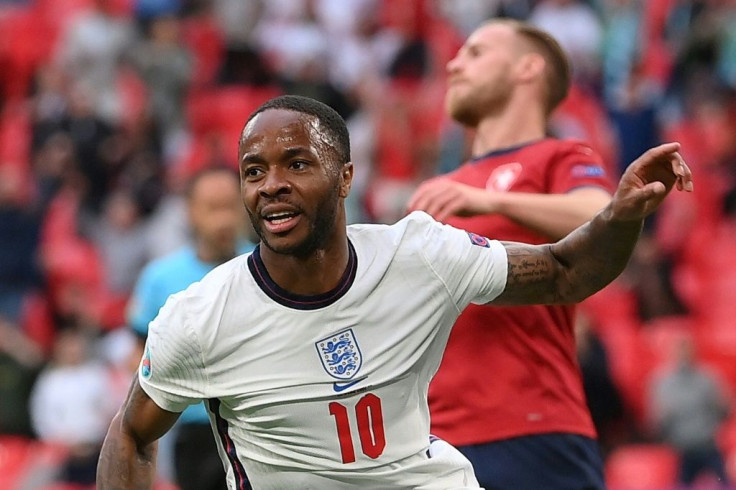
[408,179,610,238]
[481,187,610,239]
[491,143,692,306]
[97,378,180,489]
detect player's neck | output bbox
[259,233,351,297]
[471,104,547,157]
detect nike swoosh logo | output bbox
[333,379,363,392]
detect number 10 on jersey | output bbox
[329,393,386,463]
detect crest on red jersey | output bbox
[486,162,522,192]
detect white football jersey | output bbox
[139,212,507,489]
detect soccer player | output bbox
[127,167,253,490]
[408,19,615,488]
[97,95,691,489]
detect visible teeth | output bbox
[266,211,293,219]
[270,216,292,224]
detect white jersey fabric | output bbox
[139,212,507,489]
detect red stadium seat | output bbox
[640,316,694,370]
[182,14,225,88]
[20,292,57,356]
[0,7,56,99]
[606,444,679,490]
[182,85,282,172]
[0,435,35,489]
[597,320,652,423]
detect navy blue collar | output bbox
[470,138,547,163]
[247,242,357,310]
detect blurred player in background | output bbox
[127,167,253,490]
[409,19,614,489]
[97,95,691,489]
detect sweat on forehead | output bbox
[240,109,342,163]
[241,95,351,163]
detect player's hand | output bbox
[407,178,496,221]
[609,142,693,222]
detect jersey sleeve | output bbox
[412,212,507,308]
[548,142,615,194]
[138,291,208,413]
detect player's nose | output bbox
[259,167,292,197]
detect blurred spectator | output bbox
[54,82,117,218]
[0,318,43,436]
[434,0,504,36]
[575,311,631,457]
[648,335,731,487]
[128,11,193,162]
[253,0,329,82]
[89,189,150,296]
[321,0,402,92]
[211,0,262,49]
[530,0,603,87]
[623,231,689,323]
[600,0,643,107]
[606,62,661,176]
[30,64,70,153]
[135,0,181,21]
[0,166,43,322]
[278,47,356,122]
[56,0,135,124]
[30,328,118,485]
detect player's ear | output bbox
[516,52,545,84]
[339,162,353,198]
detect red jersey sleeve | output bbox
[547,141,615,195]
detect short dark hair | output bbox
[185,166,239,201]
[488,19,571,115]
[243,95,351,165]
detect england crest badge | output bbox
[315,328,362,380]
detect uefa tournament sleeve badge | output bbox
[141,345,152,379]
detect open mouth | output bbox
[265,211,298,224]
[262,210,301,234]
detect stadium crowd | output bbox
[0,0,735,488]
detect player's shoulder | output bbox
[546,138,602,160]
[151,254,249,335]
[348,211,440,244]
[190,253,249,293]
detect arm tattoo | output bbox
[494,208,643,306]
[506,248,552,287]
[499,242,560,304]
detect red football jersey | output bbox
[429,138,615,445]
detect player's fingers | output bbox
[644,142,681,161]
[631,142,680,172]
[407,185,429,211]
[671,152,693,192]
[408,186,437,212]
[424,192,458,219]
[621,182,666,219]
[434,201,462,222]
[408,181,449,211]
[642,180,667,199]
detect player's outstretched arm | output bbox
[491,143,692,306]
[97,377,180,489]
